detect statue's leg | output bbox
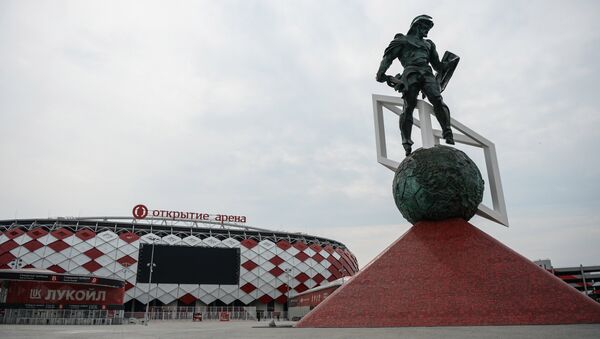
[423,80,454,144]
[400,86,419,156]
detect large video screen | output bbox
[136,244,240,284]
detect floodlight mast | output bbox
[285,268,292,320]
[143,235,159,326]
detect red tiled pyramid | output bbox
[296,218,600,327]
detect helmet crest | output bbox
[408,15,434,34]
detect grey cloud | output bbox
[1,0,599,268]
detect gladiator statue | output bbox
[376,15,458,156]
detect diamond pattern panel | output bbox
[82,260,102,272]
[48,240,69,252]
[241,249,258,261]
[304,247,316,257]
[0,224,359,307]
[48,264,66,273]
[37,234,55,245]
[269,266,284,277]
[222,238,240,248]
[202,236,222,247]
[269,255,284,266]
[260,261,275,272]
[295,283,309,293]
[95,254,113,267]
[140,233,162,244]
[240,239,258,249]
[258,248,275,261]
[50,228,73,240]
[180,293,197,305]
[0,252,16,266]
[95,241,114,255]
[309,243,322,253]
[21,251,41,265]
[276,240,291,250]
[97,231,118,243]
[46,252,68,266]
[313,252,325,263]
[76,229,96,241]
[241,283,257,294]
[305,279,317,289]
[182,235,202,246]
[13,233,32,245]
[5,228,25,239]
[241,260,258,271]
[117,255,136,267]
[84,248,103,260]
[23,239,44,252]
[27,228,48,239]
[238,293,255,305]
[295,251,310,262]
[162,234,181,245]
[119,232,139,243]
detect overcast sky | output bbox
[1,0,599,268]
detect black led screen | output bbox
[136,244,240,284]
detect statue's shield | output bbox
[437,51,460,92]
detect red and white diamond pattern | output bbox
[0,227,358,306]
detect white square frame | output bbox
[372,94,509,226]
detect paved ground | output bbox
[1,320,600,339]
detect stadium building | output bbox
[0,205,358,318]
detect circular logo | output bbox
[132,204,148,219]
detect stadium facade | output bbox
[0,207,358,314]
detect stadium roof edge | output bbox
[0,217,347,249]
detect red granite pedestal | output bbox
[296,218,600,327]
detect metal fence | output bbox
[124,306,258,321]
[0,309,124,325]
[0,306,289,325]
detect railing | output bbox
[123,306,291,322]
[0,306,295,325]
[124,306,258,321]
[0,309,124,325]
[255,311,287,321]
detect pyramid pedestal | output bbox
[296,219,600,327]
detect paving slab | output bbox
[1,320,600,339]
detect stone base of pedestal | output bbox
[296,218,600,327]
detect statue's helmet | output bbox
[408,15,434,34]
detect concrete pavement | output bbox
[1,320,600,339]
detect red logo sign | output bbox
[132,204,148,219]
[131,204,247,223]
[6,281,124,305]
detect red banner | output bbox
[6,281,124,306]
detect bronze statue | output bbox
[376,15,458,156]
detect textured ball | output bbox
[392,145,484,224]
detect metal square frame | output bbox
[372,94,509,226]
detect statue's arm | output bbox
[376,54,395,82]
[428,40,445,73]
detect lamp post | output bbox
[144,235,160,326]
[284,268,292,320]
